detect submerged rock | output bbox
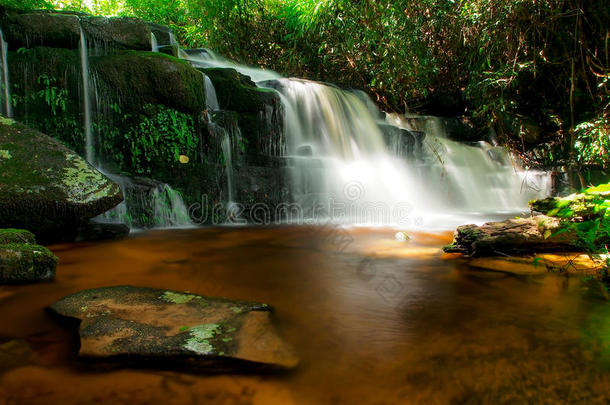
[443,215,580,257]
[48,286,299,372]
[0,119,123,242]
[0,231,58,284]
[76,220,130,242]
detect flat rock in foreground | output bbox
[48,286,299,372]
[443,215,580,257]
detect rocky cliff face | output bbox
[0,7,288,228]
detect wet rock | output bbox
[76,220,130,242]
[0,243,57,284]
[1,11,152,51]
[0,118,123,242]
[1,12,81,49]
[91,52,206,114]
[148,22,174,47]
[0,229,35,245]
[202,68,284,156]
[443,215,580,257]
[80,17,151,51]
[48,286,299,372]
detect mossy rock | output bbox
[80,17,151,51]
[202,68,284,156]
[201,68,279,113]
[148,22,174,47]
[7,46,85,152]
[1,12,81,50]
[443,215,580,257]
[1,11,152,51]
[91,52,206,114]
[49,286,299,371]
[0,229,35,245]
[0,119,123,242]
[0,243,57,284]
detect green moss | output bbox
[90,51,206,115]
[62,153,117,203]
[530,183,610,252]
[0,243,58,283]
[183,323,220,355]
[159,291,203,304]
[0,229,36,245]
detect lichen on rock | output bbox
[0,120,123,242]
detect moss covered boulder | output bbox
[80,17,151,51]
[202,68,284,156]
[0,229,58,284]
[0,243,57,284]
[1,11,152,51]
[91,52,206,114]
[0,118,123,242]
[0,229,35,245]
[48,286,299,372]
[443,215,580,257]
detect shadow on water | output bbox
[0,226,609,404]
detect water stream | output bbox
[0,28,13,118]
[78,22,94,165]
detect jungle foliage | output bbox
[3,0,609,172]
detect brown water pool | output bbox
[1,226,609,404]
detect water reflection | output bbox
[0,227,609,404]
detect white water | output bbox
[0,28,13,118]
[152,184,192,227]
[220,132,235,204]
[79,23,94,164]
[177,47,551,228]
[97,173,192,229]
[185,49,281,83]
[203,73,219,111]
[151,32,159,52]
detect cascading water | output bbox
[273,79,437,224]
[97,174,192,229]
[150,33,159,52]
[79,22,94,164]
[178,46,550,227]
[152,184,192,227]
[185,49,280,83]
[203,73,219,111]
[0,28,13,118]
[220,132,235,205]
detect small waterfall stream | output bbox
[78,22,94,164]
[0,28,13,118]
[76,25,191,230]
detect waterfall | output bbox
[0,28,13,118]
[176,46,551,226]
[203,73,219,111]
[271,81,550,226]
[151,32,159,52]
[220,132,235,204]
[96,173,192,229]
[152,184,192,228]
[79,23,94,164]
[184,48,280,83]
